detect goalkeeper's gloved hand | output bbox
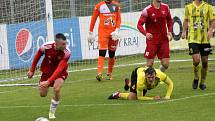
[87,31,95,44]
[111,28,120,41]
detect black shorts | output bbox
[188,43,212,56]
[130,67,147,96]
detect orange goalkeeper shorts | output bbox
[98,36,119,51]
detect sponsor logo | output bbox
[15,28,34,62]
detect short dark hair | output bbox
[55,33,66,41]
[145,67,156,75]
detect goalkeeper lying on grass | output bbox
[108,67,173,100]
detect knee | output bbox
[53,87,61,94]
[202,62,208,68]
[193,59,200,66]
[40,93,47,97]
[161,63,169,69]
[99,50,106,57]
[108,50,115,58]
[127,93,137,100]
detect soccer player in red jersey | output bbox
[27,33,71,119]
[88,0,121,81]
[137,0,173,72]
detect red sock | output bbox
[98,56,105,75]
[108,57,115,75]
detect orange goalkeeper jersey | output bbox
[89,1,121,37]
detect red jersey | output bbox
[89,1,121,37]
[30,41,71,83]
[137,3,172,43]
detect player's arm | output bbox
[47,52,71,84]
[163,76,174,99]
[115,5,121,30]
[136,85,154,100]
[182,6,189,39]
[89,5,99,33]
[208,5,215,38]
[137,14,147,36]
[166,5,173,40]
[27,48,44,78]
[166,6,173,33]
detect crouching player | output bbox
[27,33,71,119]
[108,67,173,100]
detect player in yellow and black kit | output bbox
[108,67,173,100]
[182,0,215,90]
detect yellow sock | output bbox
[201,67,207,84]
[193,64,200,80]
[119,93,129,100]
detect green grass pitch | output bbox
[0,52,215,121]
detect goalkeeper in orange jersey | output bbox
[88,0,121,81]
[108,67,174,100]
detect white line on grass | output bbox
[0,92,214,109]
[1,58,215,85]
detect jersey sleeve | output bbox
[157,70,173,98]
[184,5,189,20]
[136,83,154,100]
[47,51,71,83]
[208,5,215,20]
[115,5,121,29]
[166,6,173,32]
[163,76,174,98]
[89,4,100,32]
[29,47,44,72]
[137,9,148,36]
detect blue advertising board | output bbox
[53,17,82,62]
[7,17,82,69]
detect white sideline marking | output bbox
[0,92,214,109]
[1,58,215,86]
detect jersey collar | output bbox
[192,1,205,8]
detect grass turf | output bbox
[0,52,215,121]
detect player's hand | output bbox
[167,32,173,41]
[87,31,95,44]
[153,95,161,100]
[146,33,153,40]
[111,28,120,41]
[163,96,170,100]
[208,29,214,39]
[27,70,34,79]
[39,81,50,88]
[181,32,186,39]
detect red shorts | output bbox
[144,41,170,59]
[40,72,68,87]
[98,36,119,51]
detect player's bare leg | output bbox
[199,56,208,90]
[39,83,49,97]
[192,54,201,89]
[49,78,64,119]
[146,59,154,67]
[127,92,137,100]
[160,58,170,72]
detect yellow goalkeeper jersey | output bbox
[136,67,173,100]
[184,1,215,44]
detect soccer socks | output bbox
[200,67,207,84]
[49,99,59,113]
[193,64,200,80]
[119,93,129,100]
[98,56,105,75]
[108,57,115,75]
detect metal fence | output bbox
[0,0,214,24]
